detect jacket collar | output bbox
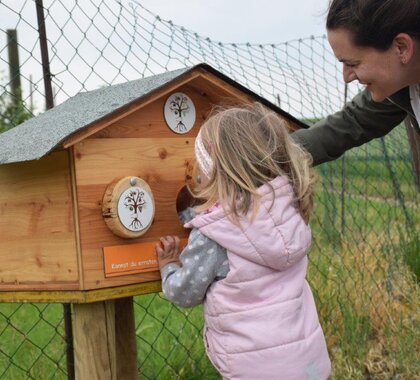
[388,86,415,118]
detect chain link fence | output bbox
[0,0,418,379]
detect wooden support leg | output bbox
[73,297,138,379]
[115,297,138,380]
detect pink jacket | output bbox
[187,176,331,379]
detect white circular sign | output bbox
[164,92,196,134]
[117,187,154,232]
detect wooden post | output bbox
[73,297,138,379]
[115,298,138,379]
[405,118,420,192]
[6,29,22,103]
[35,0,54,110]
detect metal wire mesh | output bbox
[0,0,418,379]
[0,303,67,379]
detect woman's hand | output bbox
[155,235,181,268]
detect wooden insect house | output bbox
[0,63,309,378]
[0,63,307,303]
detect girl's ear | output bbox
[393,33,414,64]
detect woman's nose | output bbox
[343,65,357,83]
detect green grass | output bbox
[307,142,419,378]
[308,230,419,379]
[134,294,219,379]
[0,304,66,380]
[318,159,417,205]
[398,231,420,283]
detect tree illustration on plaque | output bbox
[164,92,196,134]
[124,189,146,230]
[169,94,189,132]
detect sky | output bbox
[138,0,328,44]
[0,0,329,44]
[0,0,335,114]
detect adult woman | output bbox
[292,0,420,165]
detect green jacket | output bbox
[292,86,419,165]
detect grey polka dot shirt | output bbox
[160,222,229,308]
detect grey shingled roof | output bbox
[0,63,308,165]
[0,66,190,164]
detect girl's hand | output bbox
[155,236,181,268]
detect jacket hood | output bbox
[185,176,311,271]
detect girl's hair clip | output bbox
[207,141,213,154]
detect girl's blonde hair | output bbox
[192,102,317,223]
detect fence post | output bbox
[6,29,21,103]
[340,83,348,237]
[34,2,74,379]
[380,137,414,227]
[405,118,420,192]
[35,0,54,110]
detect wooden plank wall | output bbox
[74,84,214,289]
[0,151,79,290]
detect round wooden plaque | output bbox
[164,92,196,134]
[102,176,155,238]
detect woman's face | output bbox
[327,28,407,102]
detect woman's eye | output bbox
[345,63,358,69]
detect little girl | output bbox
[155,102,331,379]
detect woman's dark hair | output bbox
[327,0,420,50]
